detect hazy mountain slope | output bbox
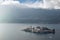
[0,5,60,23]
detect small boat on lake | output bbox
[22,26,55,34]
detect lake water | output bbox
[0,23,60,40]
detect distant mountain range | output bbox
[0,5,60,24]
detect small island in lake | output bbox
[22,26,55,34]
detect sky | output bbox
[0,0,60,23]
[0,0,60,9]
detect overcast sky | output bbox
[0,0,60,23]
[0,0,60,9]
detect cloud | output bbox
[0,0,20,5]
[43,0,60,9]
[22,0,60,9]
[0,0,60,23]
[0,1,29,8]
[0,0,60,9]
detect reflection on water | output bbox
[0,23,60,40]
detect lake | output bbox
[0,23,60,40]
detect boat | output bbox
[22,26,55,34]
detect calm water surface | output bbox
[0,23,60,40]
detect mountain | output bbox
[0,5,60,24]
